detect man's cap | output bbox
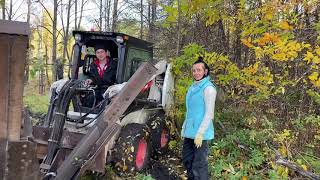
[94,44,107,52]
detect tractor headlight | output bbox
[74,34,81,41]
[116,36,124,43]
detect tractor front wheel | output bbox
[112,123,151,174]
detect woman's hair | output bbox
[193,56,210,77]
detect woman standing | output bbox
[181,57,217,180]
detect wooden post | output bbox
[0,20,29,141]
[0,20,30,179]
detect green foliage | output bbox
[168,140,178,151]
[23,94,49,114]
[163,0,320,179]
[135,173,155,180]
[117,18,141,38]
[171,43,205,126]
[210,125,269,178]
[307,90,320,105]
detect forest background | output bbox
[1,0,320,179]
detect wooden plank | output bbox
[0,34,9,180]
[0,23,30,180]
[7,35,28,141]
[0,20,29,36]
[0,34,9,139]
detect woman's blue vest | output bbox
[181,77,215,140]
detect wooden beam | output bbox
[0,20,29,36]
[7,35,28,141]
[0,33,10,180]
[0,20,29,179]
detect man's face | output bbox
[192,63,208,81]
[95,49,108,61]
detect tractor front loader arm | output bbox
[52,62,157,180]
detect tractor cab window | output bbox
[78,40,118,79]
[78,46,96,80]
[124,47,152,81]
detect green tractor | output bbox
[32,31,175,179]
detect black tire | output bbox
[112,123,151,173]
[147,113,170,156]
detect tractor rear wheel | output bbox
[112,123,151,174]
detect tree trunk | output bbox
[1,0,5,19]
[106,0,111,31]
[176,0,181,55]
[140,0,143,39]
[52,0,58,81]
[8,0,12,20]
[74,0,77,30]
[150,0,156,42]
[99,0,103,30]
[25,0,31,84]
[234,22,242,67]
[112,0,118,32]
[104,0,107,31]
[232,0,242,67]
[147,1,151,41]
[77,0,85,30]
[217,19,228,55]
[63,0,72,64]
[45,45,50,89]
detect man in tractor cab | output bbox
[83,44,117,107]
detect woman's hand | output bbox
[194,133,203,148]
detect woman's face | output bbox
[192,63,208,81]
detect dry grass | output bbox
[23,79,50,114]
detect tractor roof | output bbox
[72,31,153,51]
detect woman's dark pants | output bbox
[182,138,209,180]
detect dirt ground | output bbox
[146,149,186,180]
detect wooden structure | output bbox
[0,20,39,180]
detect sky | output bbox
[1,0,126,31]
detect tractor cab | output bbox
[70,31,153,83]
[33,31,174,177]
[44,31,155,127]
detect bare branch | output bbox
[37,24,53,35]
[35,0,54,22]
[11,0,25,19]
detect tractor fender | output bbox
[120,108,163,126]
[162,63,174,114]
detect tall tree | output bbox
[112,0,118,31]
[74,0,77,29]
[176,0,181,55]
[1,0,5,19]
[140,0,143,39]
[25,0,32,83]
[106,0,112,31]
[149,0,156,42]
[62,0,72,62]
[8,0,12,20]
[52,0,58,81]
[77,0,86,30]
[99,0,102,30]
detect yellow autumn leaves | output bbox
[308,72,320,87]
[241,32,320,88]
[241,33,305,61]
[303,48,320,87]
